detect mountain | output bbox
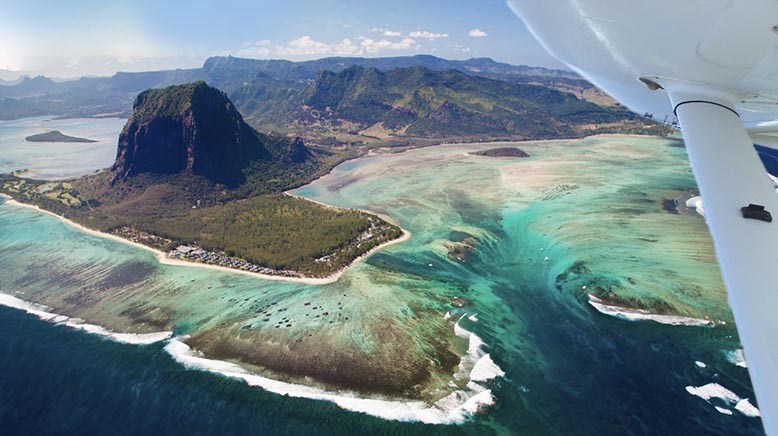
[0,76,59,97]
[261,65,651,140]
[200,54,582,84]
[0,55,613,122]
[112,81,285,186]
[0,81,397,279]
[111,81,318,188]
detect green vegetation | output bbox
[2,57,670,145]
[470,147,530,158]
[250,65,671,143]
[24,130,96,143]
[0,82,405,277]
[0,174,401,277]
[0,67,672,277]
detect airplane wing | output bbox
[506,1,778,434]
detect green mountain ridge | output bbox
[257,65,662,140]
[0,55,615,125]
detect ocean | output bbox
[0,117,764,435]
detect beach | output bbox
[0,193,410,285]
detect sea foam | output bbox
[1,289,506,424]
[588,294,714,327]
[163,314,505,424]
[723,349,748,368]
[685,382,761,418]
[0,292,172,345]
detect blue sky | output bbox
[0,0,563,78]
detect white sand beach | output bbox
[0,194,410,285]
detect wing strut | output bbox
[671,92,778,436]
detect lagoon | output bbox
[0,117,764,435]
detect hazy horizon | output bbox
[0,0,565,79]
[0,52,572,82]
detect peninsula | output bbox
[1,82,403,279]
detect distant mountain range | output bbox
[0,55,605,117]
[281,65,655,140]
[0,55,666,142]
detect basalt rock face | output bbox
[112,81,305,186]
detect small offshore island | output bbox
[470,146,530,158]
[25,130,97,143]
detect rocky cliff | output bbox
[111,81,308,186]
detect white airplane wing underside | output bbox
[507,1,778,435]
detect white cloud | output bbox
[237,40,273,57]
[370,28,402,37]
[468,28,488,38]
[240,35,420,59]
[408,30,449,39]
[360,37,416,53]
[285,36,336,55]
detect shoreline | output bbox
[0,287,503,424]
[587,294,719,327]
[383,132,677,154]
[299,133,677,185]
[0,292,173,344]
[0,193,410,285]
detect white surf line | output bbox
[587,294,717,327]
[685,383,761,418]
[0,194,409,285]
[0,292,172,345]
[166,315,506,425]
[685,196,705,217]
[453,314,506,386]
[723,349,748,368]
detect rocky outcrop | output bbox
[111,81,309,186]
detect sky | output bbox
[0,0,565,79]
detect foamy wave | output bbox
[685,383,740,403]
[735,399,761,418]
[723,349,748,368]
[165,337,494,424]
[164,314,505,424]
[2,288,505,424]
[685,383,761,418]
[454,315,504,384]
[0,292,172,345]
[588,294,715,327]
[470,354,505,382]
[685,196,705,217]
[715,406,734,415]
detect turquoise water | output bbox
[0,116,125,179]
[0,118,764,435]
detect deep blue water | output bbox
[1,299,764,436]
[0,306,477,436]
